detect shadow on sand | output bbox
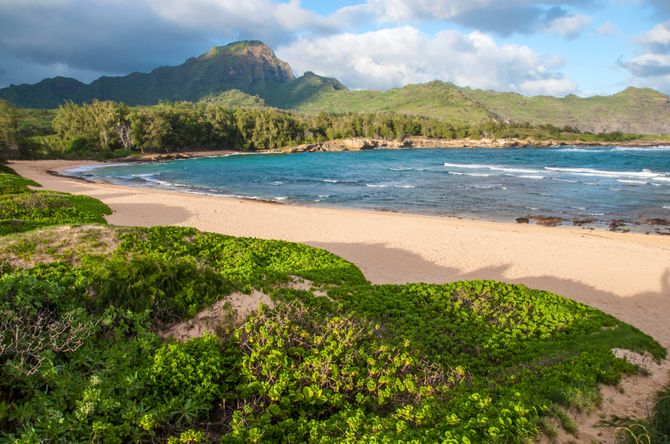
[306,241,670,347]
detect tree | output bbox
[0,99,20,153]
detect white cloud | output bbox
[596,21,622,37]
[277,26,578,96]
[618,20,670,94]
[543,13,592,38]
[364,0,533,22]
[637,20,670,48]
[354,0,597,38]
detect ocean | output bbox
[66,146,670,233]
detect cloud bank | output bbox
[278,26,578,96]
[619,20,670,92]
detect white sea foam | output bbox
[318,195,330,198]
[618,179,648,184]
[270,181,283,186]
[517,175,545,179]
[553,178,579,183]
[275,197,288,200]
[444,163,543,175]
[64,163,129,176]
[612,146,670,152]
[394,185,415,188]
[545,166,663,180]
[557,148,605,153]
[366,184,388,188]
[444,163,490,169]
[491,166,545,174]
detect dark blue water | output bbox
[67,146,670,228]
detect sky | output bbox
[1,0,669,97]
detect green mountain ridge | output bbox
[0,40,344,108]
[289,80,670,135]
[2,40,670,134]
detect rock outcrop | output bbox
[281,137,670,153]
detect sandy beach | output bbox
[8,158,670,442]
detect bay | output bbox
[66,146,670,231]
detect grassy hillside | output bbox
[291,81,491,122]
[288,80,670,134]
[465,86,670,134]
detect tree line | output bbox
[1,98,640,160]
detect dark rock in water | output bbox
[516,217,529,224]
[609,219,629,232]
[643,218,670,226]
[528,215,567,227]
[572,217,600,226]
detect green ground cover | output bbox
[0,171,667,443]
[0,170,112,235]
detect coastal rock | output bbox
[528,215,568,227]
[515,217,529,224]
[116,153,193,162]
[277,136,667,153]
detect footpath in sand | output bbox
[10,159,670,443]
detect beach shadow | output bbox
[306,241,670,347]
[105,203,193,227]
[85,192,137,200]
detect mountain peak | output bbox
[197,40,274,61]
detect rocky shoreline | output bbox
[112,136,670,162]
[280,136,670,153]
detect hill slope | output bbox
[290,80,670,135]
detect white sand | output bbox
[9,159,670,442]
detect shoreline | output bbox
[8,158,670,443]
[66,146,670,235]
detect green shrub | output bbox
[0,191,112,235]
[90,252,237,321]
[151,333,229,400]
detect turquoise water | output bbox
[67,146,670,230]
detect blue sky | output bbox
[1,0,669,97]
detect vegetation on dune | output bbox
[600,378,670,443]
[0,170,112,235]
[0,169,667,443]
